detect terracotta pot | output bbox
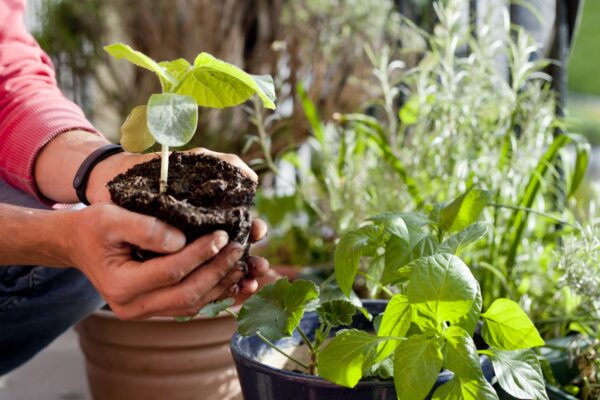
[76,309,241,400]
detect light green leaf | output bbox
[439,222,488,255]
[366,255,385,297]
[120,105,155,152]
[318,329,386,388]
[368,212,410,241]
[104,43,174,87]
[376,294,412,361]
[198,298,235,318]
[450,286,482,336]
[334,225,380,296]
[175,52,276,109]
[486,348,549,400]
[407,253,478,324]
[159,58,192,81]
[568,137,590,197]
[399,96,419,125]
[237,278,319,342]
[364,356,394,380]
[146,93,198,147]
[319,281,362,308]
[432,376,498,400]
[317,300,356,326]
[382,232,438,285]
[444,326,483,379]
[481,298,545,350]
[439,187,492,233]
[394,335,443,400]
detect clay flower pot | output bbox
[76,309,241,400]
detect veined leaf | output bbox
[318,329,387,388]
[198,298,235,318]
[382,232,438,285]
[174,52,275,109]
[159,58,192,81]
[481,298,544,350]
[393,335,443,400]
[237,278,319,342]
[376,294,412,361]
[485,348,548,400]
[146,93,198,147]
[450,285,482,336]
[104,43,174,88]
[334,225,380,296]
[444,326,483,379]
[120,105,155,152]
[407,253,478,324]
[368,212,411,241]
[439,222,488,254]
[432,376,498,400]
[366,255,385,297]
[317,299,356,326]
[439,187,492,234]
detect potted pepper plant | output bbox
[221,187,551,400]
[76,43,275,400]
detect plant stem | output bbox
[489,203,579,229]
[357,270,395,297]
[224,309,310,372]
[160,144,169,193]
[253,97,279,174]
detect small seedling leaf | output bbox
[146,93,198,147]
[104,43,173,87]
[120,105,155,152]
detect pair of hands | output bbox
[69,148,268,320]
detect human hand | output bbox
[86,147,258,204]
[66,203,248,320]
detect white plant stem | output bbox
[160,144,169,193]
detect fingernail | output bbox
[234,261,246,272]
[164,230,186,251]
[213,230,229,250]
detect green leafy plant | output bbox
[222,188,549,400]
[104,43,276,191]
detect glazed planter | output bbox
[231,300,494,400]
[76,309,241,400]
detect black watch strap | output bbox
[73,144,123,205]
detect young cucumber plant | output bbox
[225,187,549,400]
[104,43,276,192]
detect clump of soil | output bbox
[107,152,257,262]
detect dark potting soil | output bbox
[107,152,257,262]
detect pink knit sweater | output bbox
[0,0,99,199]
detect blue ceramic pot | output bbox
[231,300,494,400]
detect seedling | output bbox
[104,43,276,192]
[222,187,550,400]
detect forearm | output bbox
[34,130,111,203]
[0,203,72,267]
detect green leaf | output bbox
[439,187,492,233]
[450,286,482,336]
[376,294,412,361]
[198,298,235,318]
[334,225,380,296]
[393,335,443,400]
[407,253,479,324]
[481,298,545,350]
[364,356,394,380]
[382,232,438,285]
[444,326,483,379]
[439,222,488,254]
[399,96,419,125]
[568,137,590,197]
[366,255,385,297]
[120,105,155,152]
[368,212,410,241]
[319,281,362,309]
[237,278,319,342]
[318,329,386,388]
[159,58,192,81]
[104,43,174,88]
[317,300,356,326]
[486,348,548,400]
[432,376,498,400]
[146,93,198,147]
[175,52,275,109]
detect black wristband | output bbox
[73,144,123,205]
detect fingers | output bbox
[250,219,268,243]
[187,148,258,182]
[104,205,187,254]
[246,256,269,279]
[115,243,245,319]
[109,231,230,303]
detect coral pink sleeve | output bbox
[0,0,101,199]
